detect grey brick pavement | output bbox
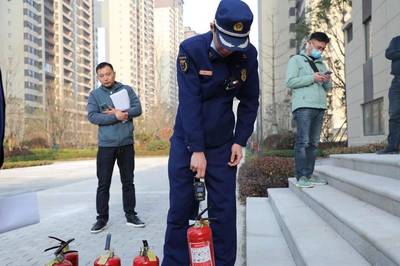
[0,157,245,265]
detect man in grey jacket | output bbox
[87,62,144,233]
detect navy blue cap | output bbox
[214,0,253,52]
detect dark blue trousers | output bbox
[387,77,400,151]
[162,137,237,266]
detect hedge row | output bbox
[238,156,294,203]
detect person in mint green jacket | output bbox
[286,32,332,188]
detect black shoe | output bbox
[90,219,107,233]
[126,215,145,228]
[376,148,399,154]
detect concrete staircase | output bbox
[246,154,400,266]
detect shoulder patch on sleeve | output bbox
[179,56,188,73]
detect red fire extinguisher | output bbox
[94,233,121,266]
[132,240,160,266]
[187,208,216,266]
[45,236,79,266]
[44,238,74,266]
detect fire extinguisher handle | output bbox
[105,233,112,250]
[196,207,209,220]
[54,241,70,256]
[48,236,66,243]
[48,236,75,245]
[142,240,149,249]
[44,245,61,252]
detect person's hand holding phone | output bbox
[314,72,329,83]
[323,70,332,82]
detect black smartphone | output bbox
[100,103,109,111]
[324,70,333,75]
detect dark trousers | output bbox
[96,144,136,221]
[162,137,237,266]
[387,77,400,150]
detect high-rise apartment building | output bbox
[257,0,299,143]
[96,0,156,116]
[154,0,184,109]
[184,26,197,40]
[0,0,45,145]
[53,0,95,146]
[0,0,96,147]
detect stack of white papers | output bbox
[110,89,130,111]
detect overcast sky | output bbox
[183,0,259,48]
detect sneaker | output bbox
[376,148,399,154]
[126,215,145,228]
[295,176,314,188]
[90,219,107,233]
[308,175,327,185]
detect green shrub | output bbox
[322,142,385,156]
[135,132,153,144]
[238,156,294,203]
[21,137,49,148]
[4,147,32,158]
[2,160,53,169]
[263,131,295,150]
[264,149,294,157]
[146,139,169,151]
[319,141,347,150]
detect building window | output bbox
[25,93,43,103]
[364,18,372,60]
[289,39,296,48]
[289,23,296,33]
[362,97,384,136]
[362,0,372,22]
[345,23,353,43]
[289,7,296,17]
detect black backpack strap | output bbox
[301,55,319,73]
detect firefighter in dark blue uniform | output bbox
[162,1,259,265]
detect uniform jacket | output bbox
[286,50,332,112]
[386,36,400,77]
[87,82,142,147]
[173,32,259,152]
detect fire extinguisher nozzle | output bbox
[105,233,112,250]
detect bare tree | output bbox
[259,12,294,137]
[307,0,351,142]
[45,82,74,147]
[3,58,25,151]
[135,103,175,138]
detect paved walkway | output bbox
[0,157,245,265]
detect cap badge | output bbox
[233,22,244,32]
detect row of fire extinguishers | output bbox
[44,177,216,266]
[44,235,159,266]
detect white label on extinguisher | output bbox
[190,242,213,265]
